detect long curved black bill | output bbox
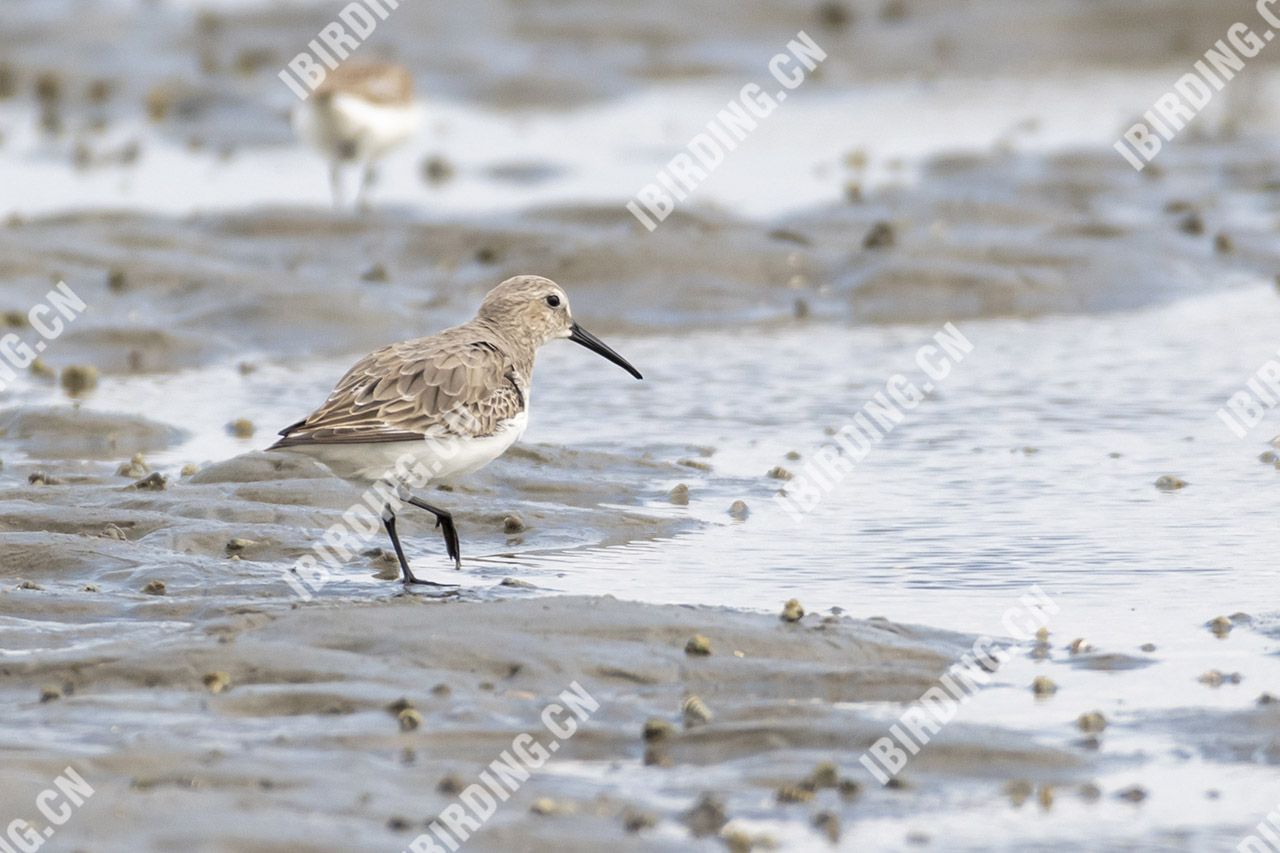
[569,322,643,379]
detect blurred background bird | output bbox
[291,61,424,209]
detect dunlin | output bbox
[292,61,424,208]
[270,275,642,585]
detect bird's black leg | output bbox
[381,506,412,580]
[382,504,455,587]
[404,496,462,570]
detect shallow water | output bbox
[519,288,1280,848]
[10,68,1280,225]
[1,69,1247,220]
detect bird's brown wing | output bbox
[271,335,524,448]
[317,63,414,106]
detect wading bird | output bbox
[270,275,643,585]
[292,62,424,208]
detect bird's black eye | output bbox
[545,294,561,308]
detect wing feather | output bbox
[271,329,527,448]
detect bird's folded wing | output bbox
[271,338,522,447]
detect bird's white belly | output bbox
[286,411,529,483]
[416,411,528,481]
[292,95,423,162]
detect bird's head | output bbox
[477,275,642,379]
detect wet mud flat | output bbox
[0,0,1279,834]
[0,134,1277,852]
[1,139,1278,376]
[1,589,1101,852]
[3,422,1278,852]
[0,438,687,593]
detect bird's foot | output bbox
[403,576,458,589]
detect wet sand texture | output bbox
[0,595,1083,852]
[2,139,1279,387]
